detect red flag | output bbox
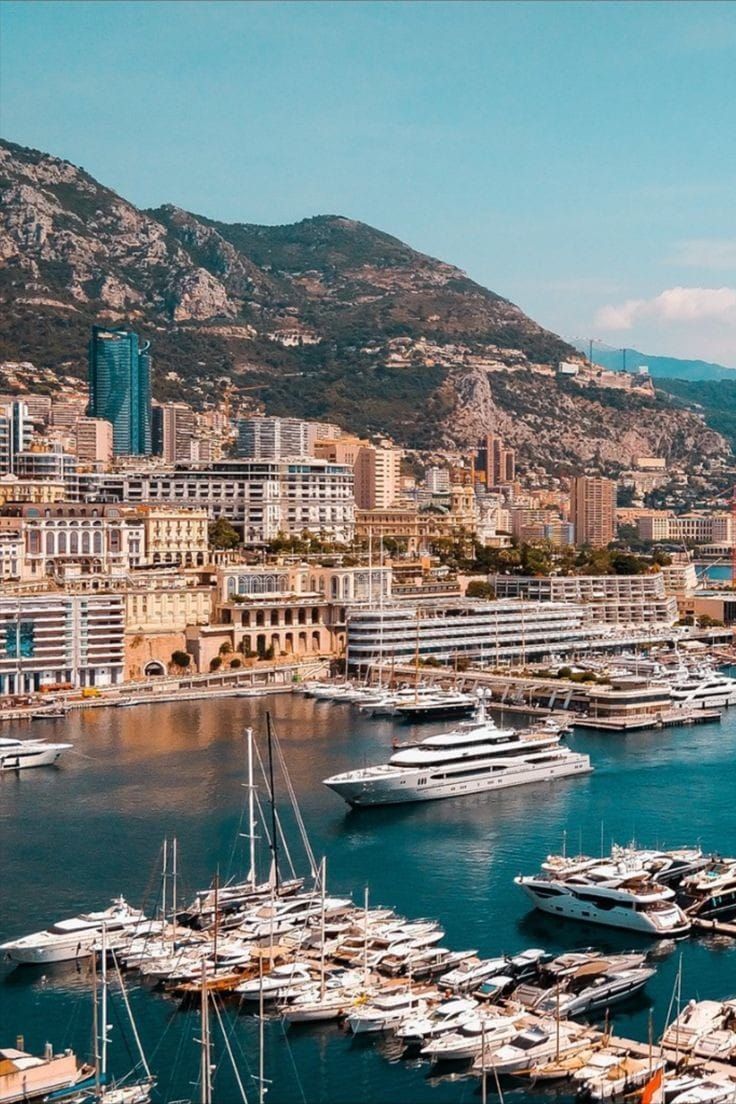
[640,1066,664,1104]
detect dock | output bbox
[692,917,736,937]
[573,709,721,731]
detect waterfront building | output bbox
[124,576,213,680]
[237,416,340,459]
[491,573,678,625]
[660,560,698,596]
[74,417,113,465]
[152,402,197,462]
[570,476,616,548]
[0,400,33,474]
[637,512,733,545]
[74,459,355,544]
[88,325,152,456]
[346,599,609,670]
[0,592,124,694]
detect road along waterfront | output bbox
[1,694,735,1103]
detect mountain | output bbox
[570,339,736,382]
[0,138,728,471]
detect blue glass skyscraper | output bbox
[87,326,152,455]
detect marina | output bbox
[1,693,736,1102]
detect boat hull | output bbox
[516,883,691,937]
[327,755,592,808]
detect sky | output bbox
[2,0,736,364]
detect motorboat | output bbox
[437,955,509,992]
[668,667,736,709]
[0,898,147,964]
[681,858,736,923]
[515,854,692,937]
[235,961,314,1001]
[582,1055,666,1100]
[473,1020,592,1076]
[420,1008,525,1062]
[522,964,655,1018]
[323,704,591,807]
[392,691,477,722]
[395,997,478,1044]
[346,989,432,1034]
[0,736,72,771]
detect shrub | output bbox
[230,657,242,668]
[171,650,191,669]
[209,656,223,672]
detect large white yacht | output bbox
[515,856,692,937]
[668,667,736,709]
[323,708,591,807]
[0,735,72,771]
[0,897,147,964]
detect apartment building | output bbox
[75,417,113,465]
[0,593,125,694]
[75,460,355,545]
[237,416,341,459]
[0,400,33,475]
[491,573,678,625]
[570,476,616,548]
[138,506,209,566]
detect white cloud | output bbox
[669,239,736,270]
[594,286,736,331]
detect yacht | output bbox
[0,898,147,964]
[668,667,736,709]
[680,858,736,923]
[515,860,692,936]
[323,706,591,807]
[516,962,655,1018]
[0,736,72,771]
[392,690,477,722]
[346,989,432,1034]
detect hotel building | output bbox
[0,593,125,694]
[491,573,678,624]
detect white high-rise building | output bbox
[0,400,33,475]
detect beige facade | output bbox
[354,445,402,509]
[124,583,213,633]
[139,506,209,566]
[570,476,616,548]
[75,417,113,464]
[0,477,66,505]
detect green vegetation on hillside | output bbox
[656,378,736,451]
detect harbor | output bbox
[1,693,736,1102]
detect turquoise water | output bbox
[1,697,735,1103]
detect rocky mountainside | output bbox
[0,138,727,470]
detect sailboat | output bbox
[48,927,154,1103]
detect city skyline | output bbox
[2,1,736,364]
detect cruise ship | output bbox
[322,708,591,807]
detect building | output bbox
[74,459,355,545]
[0,503,146,578]
[0,476,67,506]
[139,506,209,566]
[425,467,451,494]
[660,560,698,596]
[0,400,33,475]
[491,573,678,625]
[0,531,22,581]
[354,445,402,509]
[570,476,616,548]
[636,512,733,545]
[476,434,515,487]
[237,417,340,460]
[346,599,609,670]
[0,593,125,694]
[152,402,197,463]
[75,417,113,465]
[14,450,77,482]
[88,326,152,456]
[124,577,213,680]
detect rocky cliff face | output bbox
[0,138,728,470]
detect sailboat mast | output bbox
[171,837,178,943]
[92,940,100,1093]
[266,712,280,893]
[161,838,168,925]
[319,857,327,1000]
[258,951,265,1104]
[100,924,108,1081]
[246,727,256,890]
[200,962,212,1104]
[362,885,369,989]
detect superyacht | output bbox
[323,705,591,807]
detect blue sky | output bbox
[2,0,736,363]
